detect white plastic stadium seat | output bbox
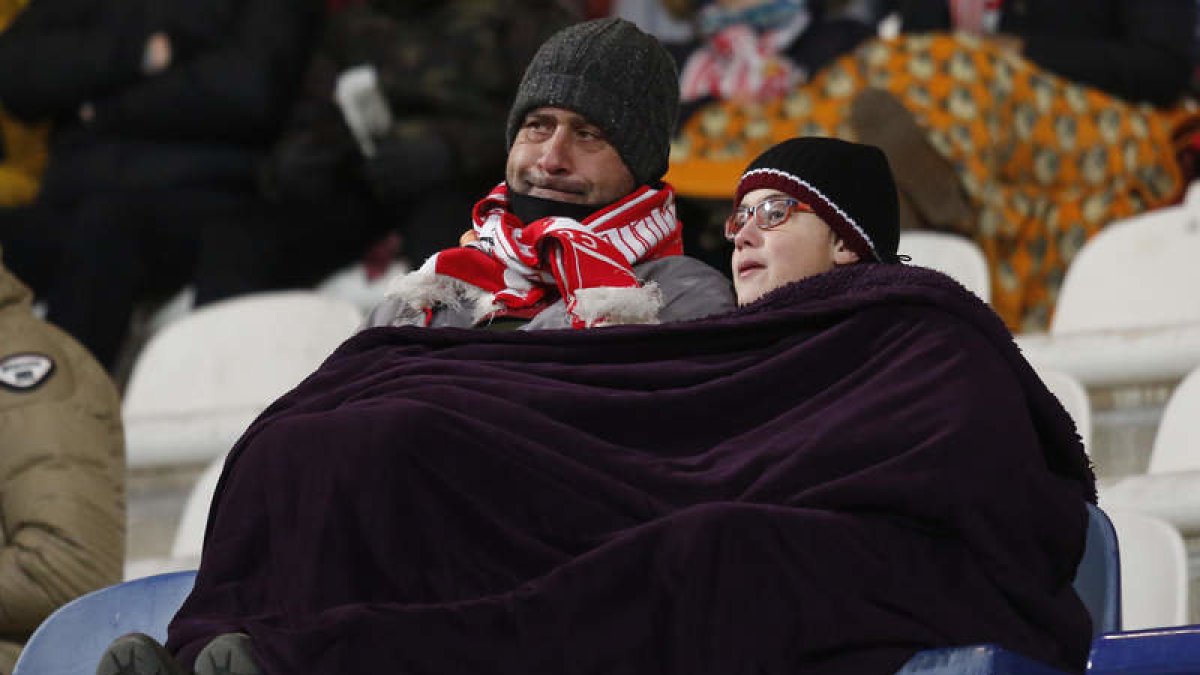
[122,291,363,468]
[123,454,223,580]
[171,455,226,561]
[897,231,990,303]
[1101,366,1200,536]
[1017,181,1200,387]
[317,260,408,315]
[1036,367,1092,453]
[1146,363,1200,475]
[1106,508,1190,630]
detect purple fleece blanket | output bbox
[167,263,1095,675]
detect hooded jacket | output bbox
[0,259,124,671]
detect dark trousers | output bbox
[0,204,59,295]
[10,188,254,369]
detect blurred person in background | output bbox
[669,0,1199,332]
[0,249,124,672]
[201,0,582,300]
[0,0,49,293]
[663,0,877,123]
[0,0,322,370]
[877,0,1193,106]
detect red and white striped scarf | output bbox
[418,182,682,328]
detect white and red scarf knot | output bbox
[407,182,682,328]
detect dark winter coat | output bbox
[0,0,322,203]
[887,0,1196,107]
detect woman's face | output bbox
[730,188,858,305]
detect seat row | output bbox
[18,504,1197,675]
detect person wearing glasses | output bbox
[725,135,902,305]
[97,137,1094,675]
[360,17,736,333]
[709,135,1095,672]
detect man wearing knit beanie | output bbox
[94,18,736,675]
[727,136,902,305]
[504,16,678,197]
[361,16,734,332]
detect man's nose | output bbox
[536,128,572,174]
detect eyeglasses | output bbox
[724,197,814,241]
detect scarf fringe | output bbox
[384,265,500,327]
[572,283,664,327]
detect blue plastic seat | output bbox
[11,569,196,675]
[1088,624,1200,674]
[895,503,1120,674]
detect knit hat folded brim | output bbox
[734,137,901,263]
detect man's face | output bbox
[506,107,637,207]
[730,188,859,305]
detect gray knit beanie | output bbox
[506,18,680,186]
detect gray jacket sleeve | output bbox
[517,256,737,329]
[634,256,736,324]
[361,255,736,331]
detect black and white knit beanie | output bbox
[505,18,680,187]
[734,137,901,263]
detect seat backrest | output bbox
[122,291,363,468]
[1035,367,1092,453]
[1148,365,1200,474]
[171,454,227,559]
[1051,181,1200,334]
[12,570,197,675]
[1105,508,1189,630]
[897,231,991,304]
[1074,503,1122,636]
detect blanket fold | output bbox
[168,264,1094,675]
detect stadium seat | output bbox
[316,260,407,315]
[1087,624,1200,674]
[122,291,363,468]
[1106,509,1189,630]
[1016,181,1200,387]
[11,570,196,675]
[1037,367,1092,453]
[895,503,1120,674]
[171,454,226,561]
[1101,364,1200,538]
[898,231,991,304]
[1143,364,1200,475]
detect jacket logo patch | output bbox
[0,353,55,392]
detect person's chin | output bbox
[735,282,765,306]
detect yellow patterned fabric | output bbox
[669,33,1193,331]
[0,0,48,208]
